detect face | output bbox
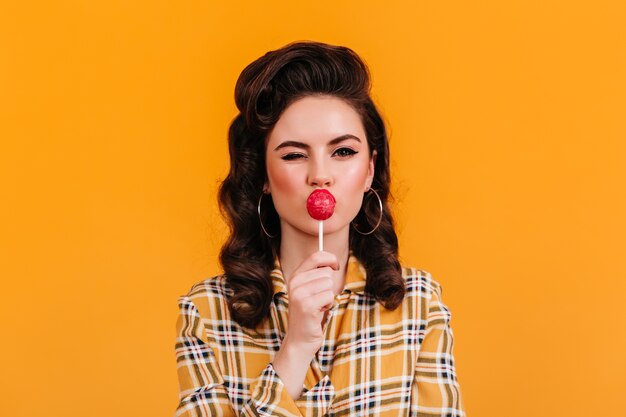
[265,95,377,239]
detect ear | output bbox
[365,150,377,191]
[263,176,270,194]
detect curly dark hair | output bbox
[218,40,406,329]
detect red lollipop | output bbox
[307,189,335,251]
[306,189,336,220]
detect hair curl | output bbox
[218,41,406,329]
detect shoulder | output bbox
[177,274,232,319]
[400,265,444,300]
[183,274,232,299]
[400,265,453,324]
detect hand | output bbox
[282,250,338,358]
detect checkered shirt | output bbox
[174,254,465,416]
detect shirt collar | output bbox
[271,251,367,298]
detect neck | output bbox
[278,222,350,294]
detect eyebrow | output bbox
[273,134,361,152]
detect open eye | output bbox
[333,147,358,158]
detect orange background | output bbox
[1,1,625,416]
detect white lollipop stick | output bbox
[318,220,323,251]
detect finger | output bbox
[289,275,333,300]
[291,251,339,278]
[296,290,335,315]
[288,267,334,291]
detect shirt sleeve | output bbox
[411,279,466,416]
[174,295,305,417]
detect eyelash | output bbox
[281,147,358,161]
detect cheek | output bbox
[266,160,303,199]
[337,163,370,215]
[342,163,370,190]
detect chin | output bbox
[311,216,351,235]
[279,216,346,238]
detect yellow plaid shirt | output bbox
[174,254,465,416]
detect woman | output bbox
[174,41,465,417]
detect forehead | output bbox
[266,95,366,146]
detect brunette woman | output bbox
[174,40,465,417]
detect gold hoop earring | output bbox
[258,193,277,238]
[351,188,383,235]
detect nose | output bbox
[308,158,333,188]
